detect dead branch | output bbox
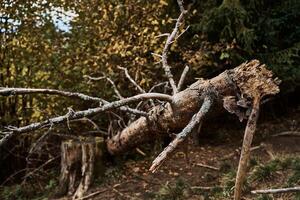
[177,65,189,92]
[0,87,147,117]
[118,66,146,94]
[105,77,123,99]
[22,156,59,184]
[272,131,300,137]
[150,96,213,172]
[195,163,220,171]
[251,187,300,194]
[118,66,155,107]
[0,93,172,147]
[0,87,106,103]
[160,0,187,94]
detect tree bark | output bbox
[107,60,279,155]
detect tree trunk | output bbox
[107,60,279,155]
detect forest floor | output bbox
[1,103,299,200]
[76,104,300,200]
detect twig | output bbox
[155,33,170,38]
[220,144,262,161]
[272,131,300,137]
[177,65,189,92]
[28,123,53,155]
[136,147,146,156]
[1,168,29,185]
[106,77,123,99]
[76,182,129,200]
[148,82,169,93]
[150,96,213,172]
[83,75,106,81]
[22,156,59,184]
[251,186,300,194]
[171,25,190,44]
[118,66,146,94]
[151,53,163,58]
[112,188,130,199]
[76,189,108,200]
[195,163,220,171]
[191,186,214,190]
[118,66,155,107]
[177,0,186,13]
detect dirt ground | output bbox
[72,105,300,200]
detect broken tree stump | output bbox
[54,136,104,199]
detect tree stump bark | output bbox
[54,137,104,199]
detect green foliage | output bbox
[1,185,24,200]
[187,0,300,90]
[256,194,273,200]
[251,159,280,181]
[154,179,189,200]
[45,179,57,191]
[287,157,300,186]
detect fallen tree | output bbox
[0,60,280,199]
[0,1,281,199]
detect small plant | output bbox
[1,185,25,200]
[45,179,57,191]
[251,160,280,181]
[219,170,236,198]
[256,194,273,200]
[154,179,189,200]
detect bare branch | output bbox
[161,0,188,95]
[0,87,106,103]
[117,66,146,94]
[120,107,148,117]
[177,0,186,13]
[251,187,300,194]
[0,87,146,117]
[105,77,123,99]
[83,75,106,81]
[118,66,155,107]
[150,96,213,172]
[272,131,300,137]
[195,163,220,171]
[148,82,169,93]
[151,53,163,58]
[171,25,190,44]
[177,65,189,92]
[154,33,170,38]
[0,92,172,147]
[28,124,53,155]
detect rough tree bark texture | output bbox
[107,60,278,155]
[54,137,104,199]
